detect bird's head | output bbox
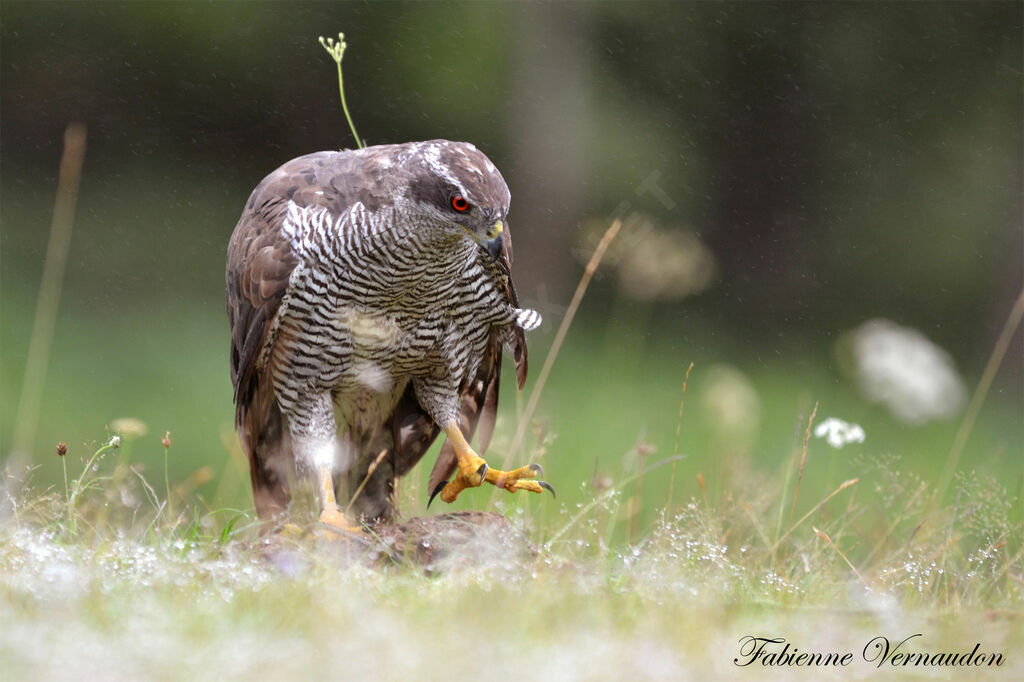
[403,140,512,262]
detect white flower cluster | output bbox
[814,417,866,449]
[850,319,967,424]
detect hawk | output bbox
[226,140,551,531]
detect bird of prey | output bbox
[226,140,551,531]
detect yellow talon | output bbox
[434,421,551,504]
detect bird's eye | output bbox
[450,194,470,212]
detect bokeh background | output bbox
[2,2,1021,524]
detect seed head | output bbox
[56,441,68,457]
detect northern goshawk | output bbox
[226,140,550,531]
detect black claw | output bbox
[427,480,448,508]
[476,462,489,483]
[538,481,556,498]
[529,463,544,477]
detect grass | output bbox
[1,408,1021,680]
[2,161,1021,679]
[2,294,1022,680]
[2,293,1022,679]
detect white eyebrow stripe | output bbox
[422,142,462,192]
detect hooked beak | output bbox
[485,232,504,261]
[484,220,504,261]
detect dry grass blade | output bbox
[932,287,1024,507]
[9,123,87,462]
[771,478,859,553]
[813,526,868,586]
[666,362,694,509]
[862,480,928,566]
[789,401,818,527]
[496,218,623,479]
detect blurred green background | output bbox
[2,2,1021,523]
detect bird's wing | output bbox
[226,191,297,422]
[227,150,379,417]
[226,162,313,519]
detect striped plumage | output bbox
[226,140,543,526]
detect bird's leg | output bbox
[283,391,363,535]
[432,420,554,504]
[316,466,363,534]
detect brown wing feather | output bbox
[226,188,298,519]
[227,203,295,412]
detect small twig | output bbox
[345,449,388,515]
[627,437,652,545]
[696,473,708,508]
[774,401,811,547]
[666,362,694,510]
[59,445,70,503]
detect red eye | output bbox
[450,194,470,212]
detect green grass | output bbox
[2,307,1022,679]
[2,414,1021,680]
[2,167,1021,679]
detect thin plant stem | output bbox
[543,453,684,551]
[67,437,118,534]
[164,448,172,523]
[932,288,1024,507]
[770,477,858,553]
[61,456,69,503]
[813,526,868,586]
[335,60,363,149]
[627,440,651,546]
[666,362,694,509]
[319,34,364,149]
[789,401,819,527]
[10,124,86,461]
[498,219,623,475]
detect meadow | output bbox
[2,208,1021,679]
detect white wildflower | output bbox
[848,319,967,424]
[814,417,866,449]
